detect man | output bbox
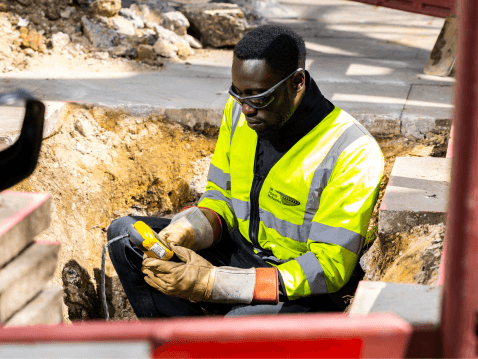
[107,25,384,317]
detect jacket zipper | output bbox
[249,174,264,248]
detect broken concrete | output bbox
[90,0,122,18]
[180,3,250,47]
[81,16,119,48]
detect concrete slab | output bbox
[379,157,451,236]
[0,242,60,322]
[0,192,51,268]
[5,286,63,327]
[350,281,442,327]
[401,84,454,138]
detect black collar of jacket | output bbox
[266,70,335,152]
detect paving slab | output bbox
[401,84,454,138]
[379,157,451,237]
[350,281,442,327]
[0,242,60,322]
[0,192,51,268]
[5,286,63,327]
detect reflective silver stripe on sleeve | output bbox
[259,208,310,242]
[296,251,328,295]
[232,197,250,221]
[230,100,242,144]
[310,222,364,255]
[207,163,231,191]
[199,190,233,210]
[304,124,367,224]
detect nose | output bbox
[241,102,257,116]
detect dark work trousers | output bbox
[107,216,342,318]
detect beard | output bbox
[256,89,294,141]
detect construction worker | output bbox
[107,25,384,317]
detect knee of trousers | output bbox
[107,216,137,241]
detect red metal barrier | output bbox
[0,314,412,358]
[351,0,457,18]
[441,0,478,356]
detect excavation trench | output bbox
[10,104,450,322]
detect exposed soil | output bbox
[12,104,216,322]
[361,130,449,285]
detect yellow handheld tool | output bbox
[128,221,174,260]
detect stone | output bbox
[184,34,202,49]
[61,7,75,19]
[129,3,162,24]
[119,8,144,29]
[143,0,174,13]
[153,38,177,58]
[137,44,156,63]
[180,3,250,47]
[176,41,193,58]
[153,24,189,47]
[20,27,44,52]
[213,0,297,19]
[51,32,70,49]
[161,11,189,36]
[81,16,119,48]
[5,286,63,326]
[108,43,136,58]
[112,16,135,36]
[45,8,61,21]
[90,0,121,17]
[0,192,51,268]
[0,243,60,322]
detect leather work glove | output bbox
[142,244,279,304]
[158,207,222,252]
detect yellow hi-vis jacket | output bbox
[198,97,384,300]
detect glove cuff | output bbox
[207,267,256,304]
[252,267,279,304]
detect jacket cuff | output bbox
[253,267,279,304]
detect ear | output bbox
[292,71,306,93]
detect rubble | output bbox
[89,0,122,18]
[161,11,189,36]
[51,31,70,50]
[180,3,251,47]
[81,16,119,48]
[112,15,136,35]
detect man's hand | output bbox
[158,207,222,252]
[142,244,279,304]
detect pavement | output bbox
[0,0,455,139]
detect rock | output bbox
[45,8,61,21]
[112,16,135,36]
[20,27,45,52]
[161,11,189,36]
[180,3,250,47]
[108,43,136,58]
[90,0,121,17]
[176,42,193,58]
[137,44,156,62]
[143,0,174,13]
[119,8,144,29]
[61,7,76,19]
[184,34,202,49]
[17,17,29,27]
[129,3,162,24]
[15,0,31,6]
[153,38,177,58]
[51,32,70,49]
[211,0,296,20]
[81,16,119,48]
[153,24,189,47]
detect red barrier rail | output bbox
[441,0,478,356]
[0,314,412,358]
[351,0,457,18]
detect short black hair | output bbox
[234,25,306,77]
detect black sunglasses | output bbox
[229,68,304,109]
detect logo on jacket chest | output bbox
[267,187,301,206]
